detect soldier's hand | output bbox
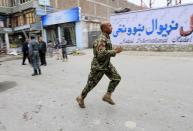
[115,47,122,54]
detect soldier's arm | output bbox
[96,41,116,60]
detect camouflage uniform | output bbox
[29,39,40,70]
[81,33,121,98]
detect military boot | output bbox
[32,69,38,76]
[76,96,85,108]
[38,69,41,75]
[102,92,115,105]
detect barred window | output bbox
[11,0,17,6]
[0,0,10,7]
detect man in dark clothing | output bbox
[38,36,47,66]
[60,37,68,62]
[55,38,61,60]
[76,21,122,108]
[55,38,60,49]
[22,39,30,65]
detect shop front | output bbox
[9,22,42,47]
[0,15,12,52]
[10,24,30,48]
[41,7,84,49]
[0,15,6,49]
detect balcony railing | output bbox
[0,0,38,14]
[12,0,36,13]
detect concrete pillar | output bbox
[77,0,80,6]
[75,21,84,48]
[43,28,47,43]
[5,33,10,53]
[55,0,58,8]
[58,26,61,42]
[41,20,47,44]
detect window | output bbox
[11,16,18,27]
[11,15,23,27]
[20,0,31,4]
[11,0,17,6]
[24,11,35,24]
[0,0,9,7]
[18,15,24,26]
[11,10,35,27]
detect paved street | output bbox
[0,50,193,131]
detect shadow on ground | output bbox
[0,81,17,92]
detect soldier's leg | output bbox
[37,53,41,74]
[103,64,121,105]
[32,53,38,76]
[105,63,121,93]
[81,70,104,99]
[77,70,104,108]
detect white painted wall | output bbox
[75,21,88,48]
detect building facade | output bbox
[42,0,141,49]
[0,0,140,51]
[52,0,140,21]
[0,0,55,51]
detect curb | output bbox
[0,55,22,62]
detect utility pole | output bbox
[77,0,80,7]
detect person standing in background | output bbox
[38,36,47,66]
[60,37,68,62]
[54,38,61,60]
[22,38,30,65]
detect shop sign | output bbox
[41,7,81,26]
[31,23,42,30]
[36,6,56,16]
[14,24,30,31]
[36,8,46,16]
[111,3,193,45]
[3,28,13,32]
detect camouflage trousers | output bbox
[31,51,40,70]
[81,63,121,98]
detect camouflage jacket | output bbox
[91,33,116,70]
[29,39,39,57]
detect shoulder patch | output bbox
[97,42,105,51]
